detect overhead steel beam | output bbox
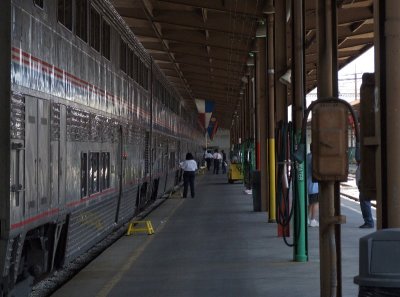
[139,0,195,106]
[159,30,249,52]
[156,0,263,18]
[154,11,254,37]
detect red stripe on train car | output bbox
[11,47,153,122]
[66,188,116,207]
[11,208,60,230]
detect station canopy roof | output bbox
[111,0,373,129]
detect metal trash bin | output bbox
[354,229,400,296]
[252,170,261,212]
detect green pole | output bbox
[294,133,308,262]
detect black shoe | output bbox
[359,223,374,229]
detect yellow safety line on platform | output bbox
[96,199,184,297]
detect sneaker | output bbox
[359,223,374,229]
[310,219,319,227]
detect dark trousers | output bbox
[213,159,220,174]
[183,171,195,198]
[360,193,374,226]
[222,161,227,174]
[206,158,211,171]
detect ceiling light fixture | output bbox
[256,23,267,38]
[279,69,292,86]
[263,3,275,14]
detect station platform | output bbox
[51,172,375,297]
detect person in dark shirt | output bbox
[221,150,227,174]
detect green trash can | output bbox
[252,170,261,212]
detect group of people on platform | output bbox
[179,148,228,199]
[204,149,227,174]
[180,145,374,229]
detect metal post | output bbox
[384,0,400,228]
[267,12,276,222]
[373,0,384,229]
[274,0,288,124]
[256,38,268,212]
[292,0,307,262]
[254,57,260,169]
[317,1,339,296]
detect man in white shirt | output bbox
[213,149,222,174]
[179,152,198,198]
[205,150,213,171]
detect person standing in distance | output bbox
[307,144,319,227]
[205,150,213,171]
[180,153,198,198]
[221,150,227,174]
[213,149,222,174]
[356,161,374,228]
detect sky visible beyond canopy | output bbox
[305,47,375,104]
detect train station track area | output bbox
[50,172,376,297]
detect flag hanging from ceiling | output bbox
[207,117,219,140]
[195,99,214,129]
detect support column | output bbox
[317,1,339,296]
[251,71,257,154]
[246,74,251,140]
[256,38,268,212]
[292,0,307,263]
[275,0,288,124]
[267,12,276,222]
[244,83,248,141]
[382,0,400,228]
[372,0,383,229]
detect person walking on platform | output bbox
[221,150,227,174]
[180,153,198,198]
[307,146,319,227]
[213,149,222,174]
[205,150,213,171]
[356,162,374,228]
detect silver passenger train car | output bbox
[0,0,203,294]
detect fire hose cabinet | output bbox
[354,229,400,296]
[311,102,348,181]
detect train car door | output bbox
[25,96,50,216]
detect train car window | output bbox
[120,39,127,73]
[90,6,101,52]
[58,0,73,30]
[89,152,100,195]
[169,152,175,169]
[128,49,134,79]
[75,0,88,42]
[101,152,110,190]
[134,54,139,82]
[138,60,143,86]
[81,152,88,198]
[102,20,111,60]
[136,60,141,84]
[34,0,44,9]
[144,67,148,90]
